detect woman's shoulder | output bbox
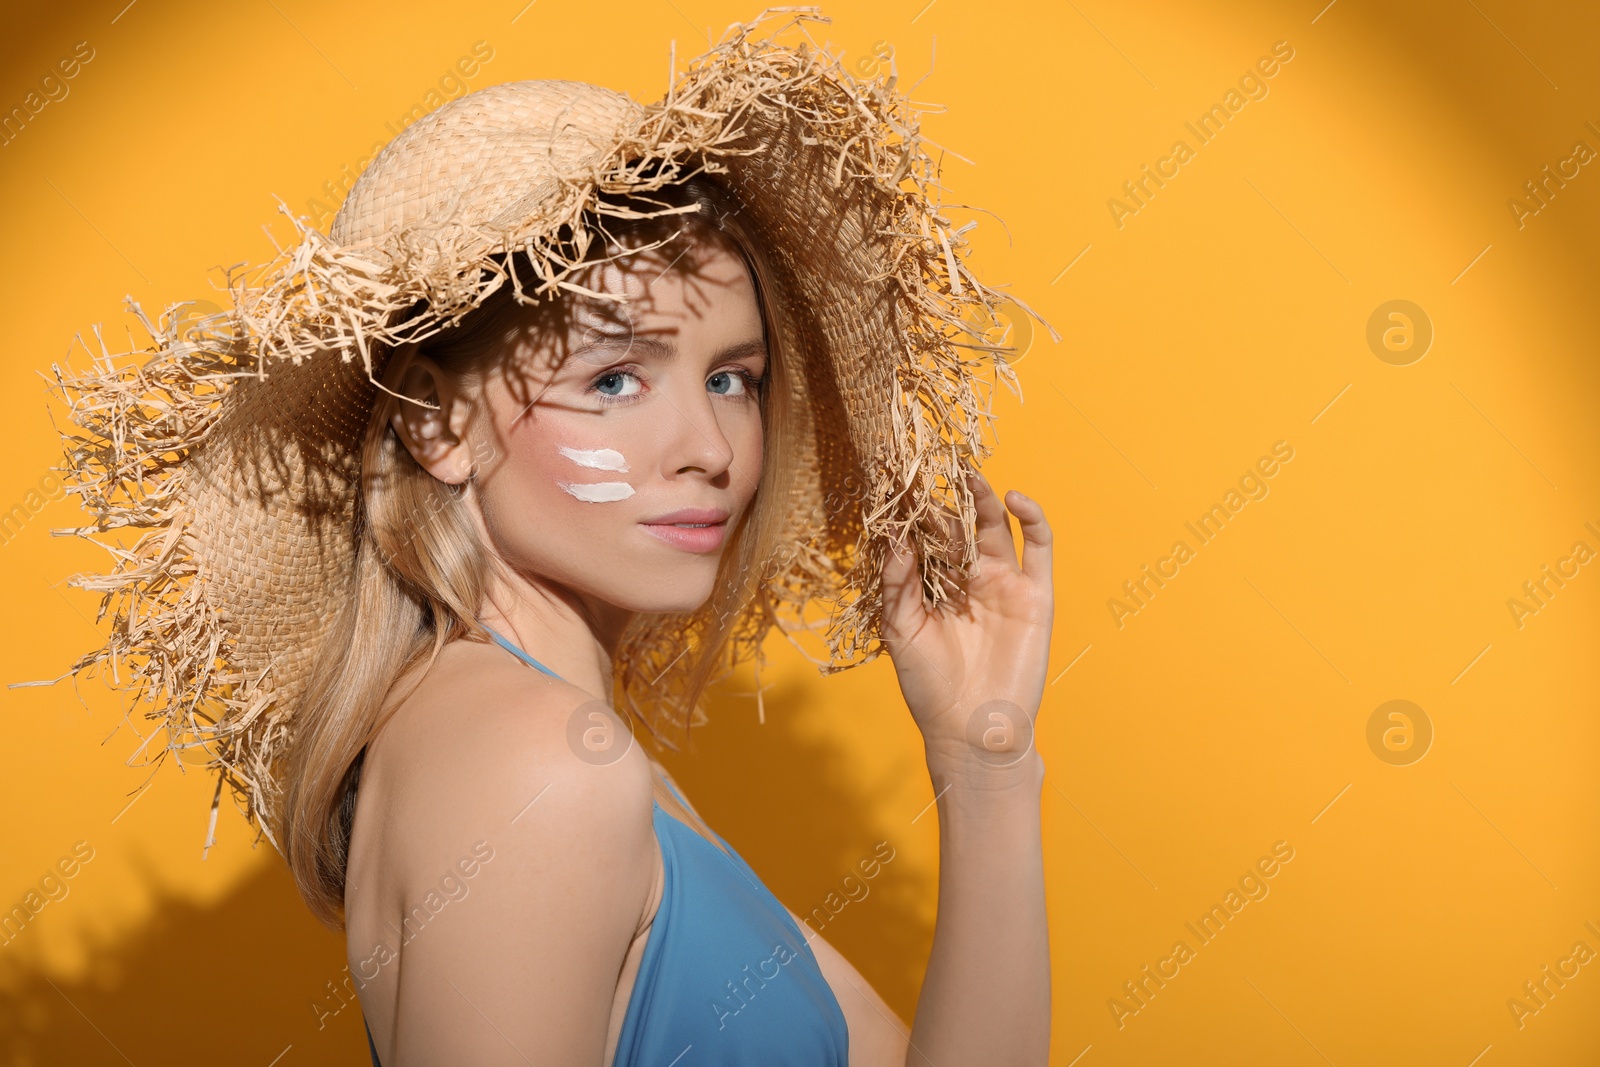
[355,634,656,881]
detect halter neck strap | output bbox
[481,624,564,681]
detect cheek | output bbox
[548,438,637,504]
[554,444,634,502]
[732,417,764,499]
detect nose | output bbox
[660,384,735,479]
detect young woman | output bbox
[298,177,1053,1066]
[44,15,1054,1066]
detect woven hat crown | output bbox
[330,80,644,253]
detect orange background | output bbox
[1,1,1597,1064]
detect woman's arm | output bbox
[879,468,1055,1066]
[907,747,1048,1065]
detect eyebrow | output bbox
[572,335,768,365]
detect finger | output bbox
[1004,489,1053,586]
[879,530,925,639]
[935,504,963,565]
[966,465,1021,572]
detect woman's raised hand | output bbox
[879,465,1054,779]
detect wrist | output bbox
[923,739,1045,807]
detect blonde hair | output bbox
[281,176,799,928]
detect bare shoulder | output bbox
[349,635,660,1064]
[358,634,655,876]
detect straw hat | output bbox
[35,9,1048,852]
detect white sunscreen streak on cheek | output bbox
[559,481,635,503]
[556,445,632,503]
[558,445,629,472]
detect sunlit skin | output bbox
[385,233,768,698]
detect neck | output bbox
[476,560,630,697]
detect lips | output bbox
[639,507,730,553]
[640,507,730,525]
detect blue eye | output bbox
[594,370,642,398]
[709,370,763,397]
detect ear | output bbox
[387,347,476,485]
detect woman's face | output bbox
[463,231,767,620]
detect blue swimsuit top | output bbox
[363,626,850,1066]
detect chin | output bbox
[593,559,722,616]
[610,589,718,616]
